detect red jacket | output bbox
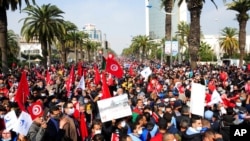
[150,132,163,141]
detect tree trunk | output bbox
[238,17,247,67]
[87,49,91,63]
[61,42,67,65]
[0,7,7,73]
[188,7,201,70]
[41,39,48,68]
[164,0,172,66]
[48,43,51,66]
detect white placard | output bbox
[4,110,18,131]
[97,94,132,122]
[190,82,206,117]
[13,111,33,136]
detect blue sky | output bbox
[7,0,250,55]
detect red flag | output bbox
[105,58,123,78]
[101,72,111,100]
[129,64,135,76]
[46,70,51,85]
[14,71,30,111]
[94,65,101,85]
[35,70,44,79]
[107,73,114,86]
[66,66,74,98]
[27,101,44,120]
[80,113,88,139]
[77,62,83,77]
[72,109,89,140]
[111,133,119,141]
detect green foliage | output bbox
[198,41,217,61]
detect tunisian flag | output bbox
[94,65,101,85]
[105,58,123,78]
[66,66,75,98]
[27,101,44,120]
[101,72,111,100]
[14,71,30,111]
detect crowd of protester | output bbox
[0,59,249,141]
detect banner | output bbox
[97,94,132,122]
[77,76,85,90]
[165,41,179,56]
[190,82,206,117]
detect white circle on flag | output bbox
[110,64,118,71]
[32,105,42,116]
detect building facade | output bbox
[83,24,102,42]
[145,0,188,39]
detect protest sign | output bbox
[97,94,132,122]
[190,82,206,117]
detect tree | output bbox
[20,4,65,68]
[176,21,190,61]
[175,0,219,69]
[131,35,150,62]
[219,27,239,57]
[198,41,216,61]
[0,0,35,73]
[226,0,250,67]
[56,21,77,65]
[6,30,20,64]
[83,39,101,62]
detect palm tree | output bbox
[57,21,77,64]
[0,0,35,73]
[132,35,150,62]
[198,41,215,61]
[219,27,239,57]
[226,0,250,66]
[20,4,65,68]
[83,39,101,62]
[176,21,190,61]
[7,30,20,63]
[161,0,173,41]
[175,0,219,69]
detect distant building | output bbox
[202,35,250,60]
[18,37,42,60]
[83,24,102,42]
[145,0,188,39]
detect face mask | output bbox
[0,115,4,118]
[240,97,245,101]
[149,111,152,115]
[236,102,242,107]
[84,99,89,103]
[136,90,140,93]
[68,108,75,115]
[95,130,101,134]
[121,121,126,128]
[138,129,143,135]
[161,108,165,112]
[196,127,202,131]
[2,138,11,141]
[49,92,54,96]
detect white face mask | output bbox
[84,99,89,103]
[138,129,143,135]
[149,111,152,115]
[95,130,101,134]
[196,127,202,131]
[121,121,126,128]
[161,108,165,112]
[0,115,5,118]
[2,138,11,141]
[68,108,75,115]
[236,102,242,107]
